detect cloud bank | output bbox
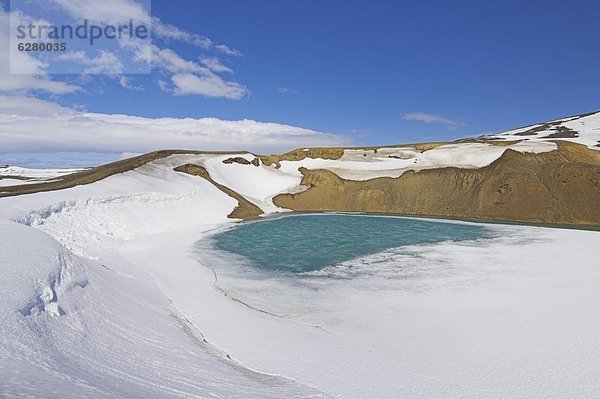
[0,96,348,155]
[0,1,344,163]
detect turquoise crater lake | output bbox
[210,214,494,274]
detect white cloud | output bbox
[402,112,463,130]
[7,1,246,98]
[50,0,149,24]
[0,95,76,117]
[39,0,152,75]
[119,76,143,91]
[201,57,233,74]
[152,16,212,48]
[215,44,242,57]
[156,79,170,92]
[148,36,248,100]
[152,47,249,99]
[49,0,238,56]
[152,46,203,74]
[0,8,80,94]
[170,73,247,99]
[0,96,349,154]
[58,51,125,75]
[0,72,79,95]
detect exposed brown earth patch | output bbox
[173,163,263,220]
[273,142,600,226]
[260,148,346,168]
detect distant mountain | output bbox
[491,109,600,149]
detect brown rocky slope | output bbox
[273,142,600,226]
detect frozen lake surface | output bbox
[210,214,494,273]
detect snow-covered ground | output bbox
[0,155,325,398]
[202,141,558,191]
[196,222,600,397]
[278,141,556,180]
[491,110,600,149]
[0,166,85,179]
[262,110,600,182]
[1,141,600,398]
[0,166,85,186]
[0,177,38,187]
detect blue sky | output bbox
[1,0,600,166]
[70,0,600,141]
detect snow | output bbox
[0,178,38,187]
[493,111,600,149]
[264,111,600,183]
[0,166,86,187]
[1,143,600,398]
[202,154,300,213]
[0,166,85,179]
[276,141,556,181]
[0,155,325,398]
[0,222,318,398]
[197,221,600,397]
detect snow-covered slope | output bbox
[0,221,320,398]
[491,110,600,149]
[0,155,325,398]
[1,114,600,397]
[0,166,85,179]
[0,166,85,187]
[266,110,600,182]
[277,141,556,180]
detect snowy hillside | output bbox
[0,155,326,398]
[490,110,600,149]
[1,115,600,397]
[0,166,85,187]
[0,166,85,179]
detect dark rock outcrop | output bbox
[223,157,251,165]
